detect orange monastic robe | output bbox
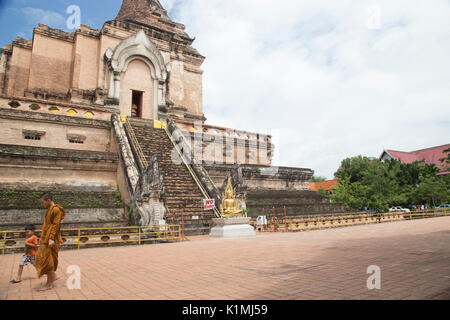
[35,204,66,278]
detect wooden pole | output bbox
[272,208,277,232]
[139,227,141,245]
[262,208,266,232]
[181,211,188,241]
[2,232,6,255]
[284,207,288,232]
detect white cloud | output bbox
[5,6,66,39]
[21,7,66,29]
[164,0,450,179]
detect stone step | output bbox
[128,122,216,235]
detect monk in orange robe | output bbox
[35,193,65,291]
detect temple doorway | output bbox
[131,90,143,118]
[120,59,154,119]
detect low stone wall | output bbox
[246,189,345,217]
[0,144,119,192]
[0,108,114,153]
[0,208,127,231]
[204,163,344,217]
[205,164,313,191]
[0,190,127,230]
[0,190,123,209]
[251,212,405,232]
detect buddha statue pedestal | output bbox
[209,217,256,238]
[210,176,256,238]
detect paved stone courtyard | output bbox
[1,217,449,300]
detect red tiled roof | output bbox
[384,144,450,172]
[310,179,339,191]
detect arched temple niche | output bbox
[120,59,153,119]
[105,30,167,120]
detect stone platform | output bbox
[209,217,256,238]
[1,216,449,300]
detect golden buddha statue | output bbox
[220,177,243,218]
[131,104,138,117]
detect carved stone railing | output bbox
[111,114,139,194]
[111,114,165,226]
[166,120,223,217]
[123,118,148,171]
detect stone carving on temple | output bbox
[133,155,166,226]
[113,114,167,226]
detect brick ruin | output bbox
[0,0,343,234]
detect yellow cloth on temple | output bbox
[35,204,65,278]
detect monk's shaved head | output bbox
[40,193,54,208]
[40,193,53,201]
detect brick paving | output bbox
[0,217,449,300]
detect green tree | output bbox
[317,187,331,197]
[330,156,447,211]
[439,148,450,172]
[333,156,396,211]
[412,175,449,206]
[332,177,372,211]
[310,175,327,182]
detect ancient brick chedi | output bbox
[0,0,342,234]
[1,0,205,121]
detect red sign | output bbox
[203,199,215,211]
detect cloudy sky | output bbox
[0,0,449,178]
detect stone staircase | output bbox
[126,118,216,236]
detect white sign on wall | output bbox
[203,199,215,211]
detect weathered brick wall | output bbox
[0,190,123,210]
[116,0,160,22]
[0,143,119,192]
[246,190,346,217]
[72,33,99,91]
[0,208,127,230]
[97,34,121,89]
[0,49,7,92]
[0,190,127,230]
[28,33,73,94]
[178,129,274,166]
[1,11,206,116]
[168,63,203,115]
[5,45,31,97]
[185,68,203,115]
[0,106,115,155]
[205,164,313,191]
[0,117,112,152]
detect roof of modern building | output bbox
[381,143,450,173]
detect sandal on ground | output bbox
[10,279,22,284]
